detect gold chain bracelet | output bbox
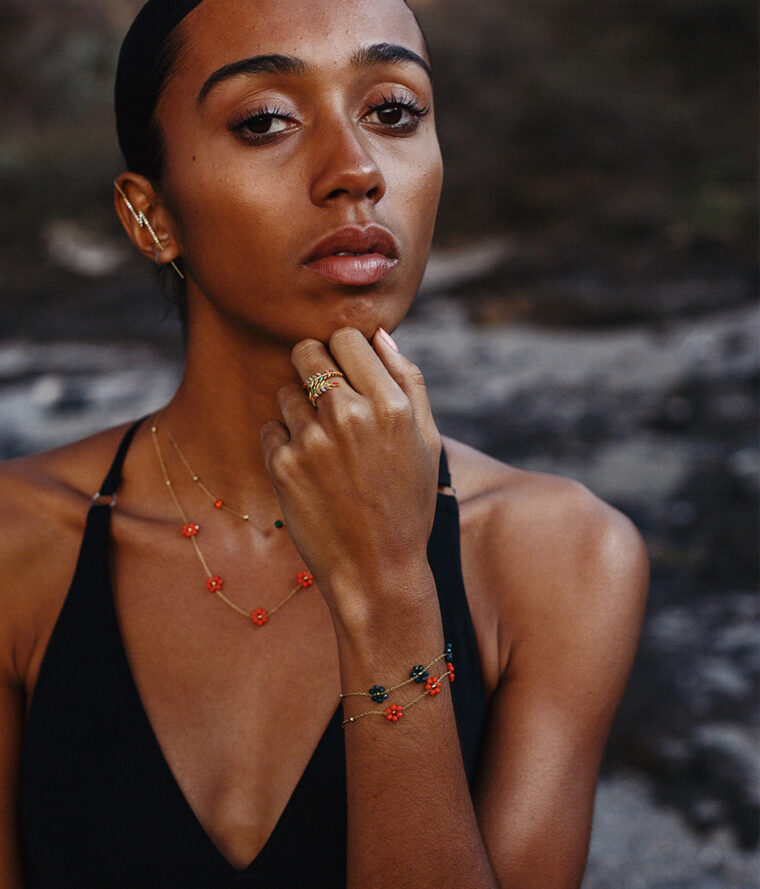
[340,642,455,727]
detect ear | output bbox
[113,173,182,272]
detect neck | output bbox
[160,310,301,516]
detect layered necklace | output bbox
[150,414,313,627]
[162,419,286,528]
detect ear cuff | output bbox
[114,179,184,280]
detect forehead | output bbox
[175,0,426,77]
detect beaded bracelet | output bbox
[340,642,455,727]
[340,642,454,703]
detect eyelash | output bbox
[228,103,295,144]
[365,93,431,133]
[227,93,431,144]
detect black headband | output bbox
[114,0,206,176]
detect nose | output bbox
[309,118,386,207]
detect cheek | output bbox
[396,151,443,259]
[401,145,443,234]
[169,168,297,280]
[420,159,444,231]
[419,139,444,201]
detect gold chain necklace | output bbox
[162,415,284,529]
[150,417,312,627]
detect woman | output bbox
[0,0,649,886]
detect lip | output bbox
[302,225,400,286]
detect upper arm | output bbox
[472,478,649,889]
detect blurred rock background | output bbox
[0,0,757,885]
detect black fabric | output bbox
[115,0,206,173]
[99,415,142,496]
[19,420,485,888]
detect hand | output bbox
[260,327,441,622]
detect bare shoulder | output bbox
[442,436,649,677]
[0,423,133,537]
[0,424,133,683]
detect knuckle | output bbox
[300,424,327,452]
[328,327,360,353]
[337,399,367,428]
[406,362,426,387]
[291,338,323,365]
[266,443,293,479]
[383,394,413,421]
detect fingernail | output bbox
[377,327,399,352]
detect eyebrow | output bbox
[197,55,307,105]
[352,43,432,81]
[196,43,432,106]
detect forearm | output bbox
[261,329,499,885]
[331,564,498,889]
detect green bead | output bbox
[274,519,284,528]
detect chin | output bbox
[319,294,409,341]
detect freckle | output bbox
[192,155,197,162]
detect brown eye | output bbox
[366,104,413,127]
[247,115,277,133]
[363,96,430,134]
[228,105,296,144]
[240,114,289,135]
[376,106,403,125]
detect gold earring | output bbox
[113,180,184,280]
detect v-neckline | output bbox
[102,509,343,875]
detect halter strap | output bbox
[93,417,146,503]
[438,446,452,489]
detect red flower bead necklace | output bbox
[162,414,285,530]
[151,417,313,628]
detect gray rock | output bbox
[584,774,759,889]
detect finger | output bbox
[277,382,314,432]
[259,419,290,472]
[372,327,440,449]
[290,338,352,408]
[327,327,401,401]
[290,338,343,382]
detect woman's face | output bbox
[155,0,442,346]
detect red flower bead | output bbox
[446,662,455,682]
[297,571,314,588]
[206,574,224,592]
[251,608,268,627]
[385,704,404,722]
[181,522,200,538]
[214,499,224,509]
[425,676,442,696]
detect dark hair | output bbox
[114,1,200,181]
[114,1,204,323]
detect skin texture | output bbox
[0,0,649,886]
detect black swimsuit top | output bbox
[19,419,485,889]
